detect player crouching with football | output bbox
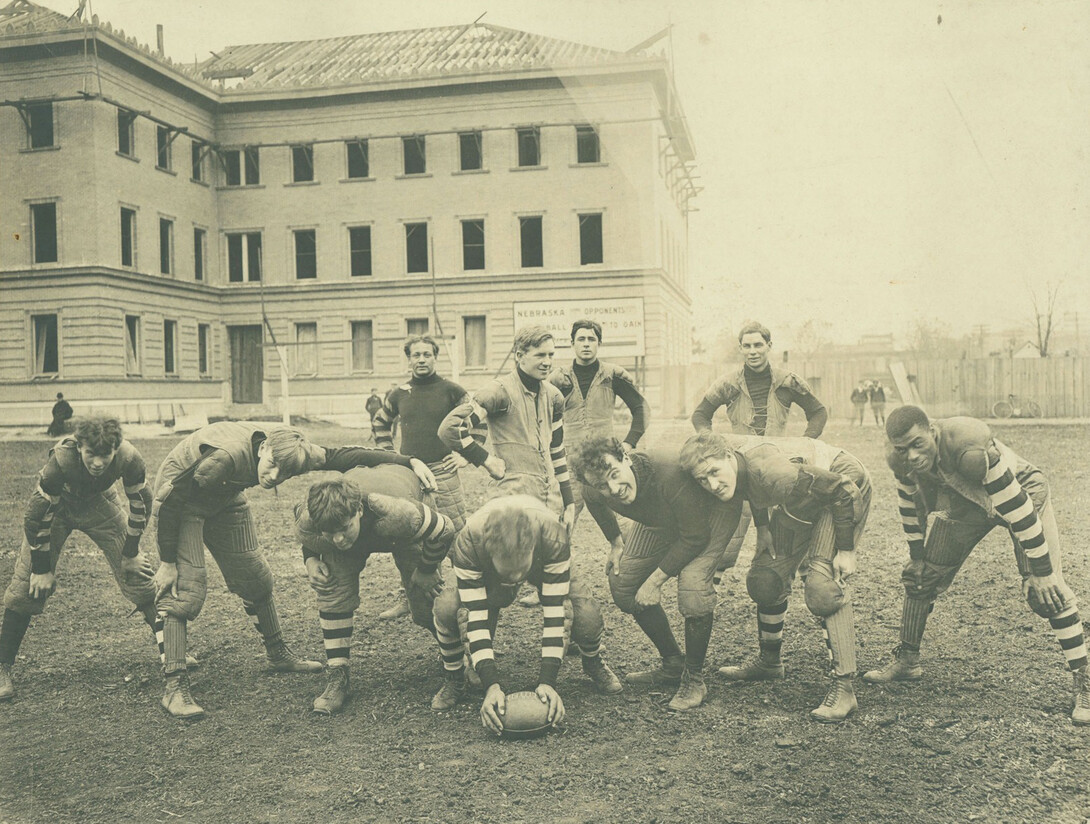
[431,494,623,735]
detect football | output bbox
[500,691,553,739]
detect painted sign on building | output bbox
[513,298,645,357]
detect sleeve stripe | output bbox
[983,451,1050,565]
[543,561,568,575]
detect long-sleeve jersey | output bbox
[452,496,570,688]
[889,417,1053,576]
[154,421,410,563]
[729,437,863,554]
[295,466,457,574]
[583,451,736,577]
[24,438,151,574]
[691,364,827,438]
[437,369,574,508]
[549,360,651,448]
[372,372,469,462]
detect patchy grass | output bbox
[1,419,1088,824]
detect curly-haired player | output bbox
[863,406,1089,725]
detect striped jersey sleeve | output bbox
[454,537,497,685]
[23,460,64,574]
[372,393,398,450]
[368,494,458,572]
[119,447,151,549]
[437,400,491,466]
[549,392,574,508]
[983,449,1051,576]
[538,529,571,687]
[895,476,926,560]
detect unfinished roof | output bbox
[194,23,656,92]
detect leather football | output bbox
[500,691,552,739]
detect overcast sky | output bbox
[37,0,1090,350]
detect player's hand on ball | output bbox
[605,538,624,577]
[535,684,565,727]
[410,567,443,599]
[903,558,925,592]
[121,553,154,584]
[481,684,507,735]
[833,550,857,584]
[483,455,506,481]
[153,562,179,601]
[409,458,437,492]
[28,571,55,600]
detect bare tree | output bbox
[792,319,833,360]
[1029,281,1061,358]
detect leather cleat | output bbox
[718,656,785,682]
[810,676,857,723]
[582,655,623,694]
[161,670,205,720]
[517,588,540,608]
[862,645,922,684]
[626,654,685,687]
[1073,667,1090,726]
[266,641,324,674]
[312,665,351,715]
[0,663,13,702]
[378,597,410,621]
[431,672,467,711]
[667,668,707,711]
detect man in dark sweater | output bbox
[691,321,828,577]
[372,336,470,619]
[47,393,73,437]
[573,437,742,712]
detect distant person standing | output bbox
[365,388,383,443]
[47,393,73,437]
[869,381,887,426]
[850,384,869,426]
[384,382,401,441]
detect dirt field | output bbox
[1,419,1088,824]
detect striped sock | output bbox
[244,598,283,647]
[1050,610,1088,671]
[899,597,932,651]
[757,602,787,663]
[153,613,165,665]
[162,614,188,674]
[437,622,466,673]
[319,611,353,668]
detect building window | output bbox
[351,320,373,372]
[403,135,426,175]
[226,232,262,282]
[223,147,259,186]
[156,126,172,171]
[461,219,485,271]
[348,226,372,276]
[163,319,178,375]
[191,141,205,182]
[159,218,174,275]
[193,228,206,281]
[579,212,603,265]
[294,322,318,375]
[294,229,317,279]
[519,215,543,268]
[346,139,369,179]
[576,125,600,163]
[405,222,428,273]
[197,323,211,376]
[406,318,429,336]
[464,316,486,368]
[459,131,482,171]
[117,108,135,157]
[291,144,314,183]
[30,202,58,264]
[32,314,59,375]
[125,315,141,374]
[120,207,137,268]
[25,101,54,149]
[516,127,540,167]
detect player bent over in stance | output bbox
[863,405,1090,725]
[151,421,436,719]
[430,495,622,733]
[572,437,742,712]
[295,467,457,714]
[680,431,870,722]
[0,417,178,702]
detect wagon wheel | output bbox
[992,400,1014,418]
[1024,400,1042,418]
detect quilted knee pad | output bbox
[804,565,847,617]
[746,565,789,608]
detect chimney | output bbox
[156,24,164,56]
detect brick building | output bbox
[0,0,698,426]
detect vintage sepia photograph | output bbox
[1,1,1088,821]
